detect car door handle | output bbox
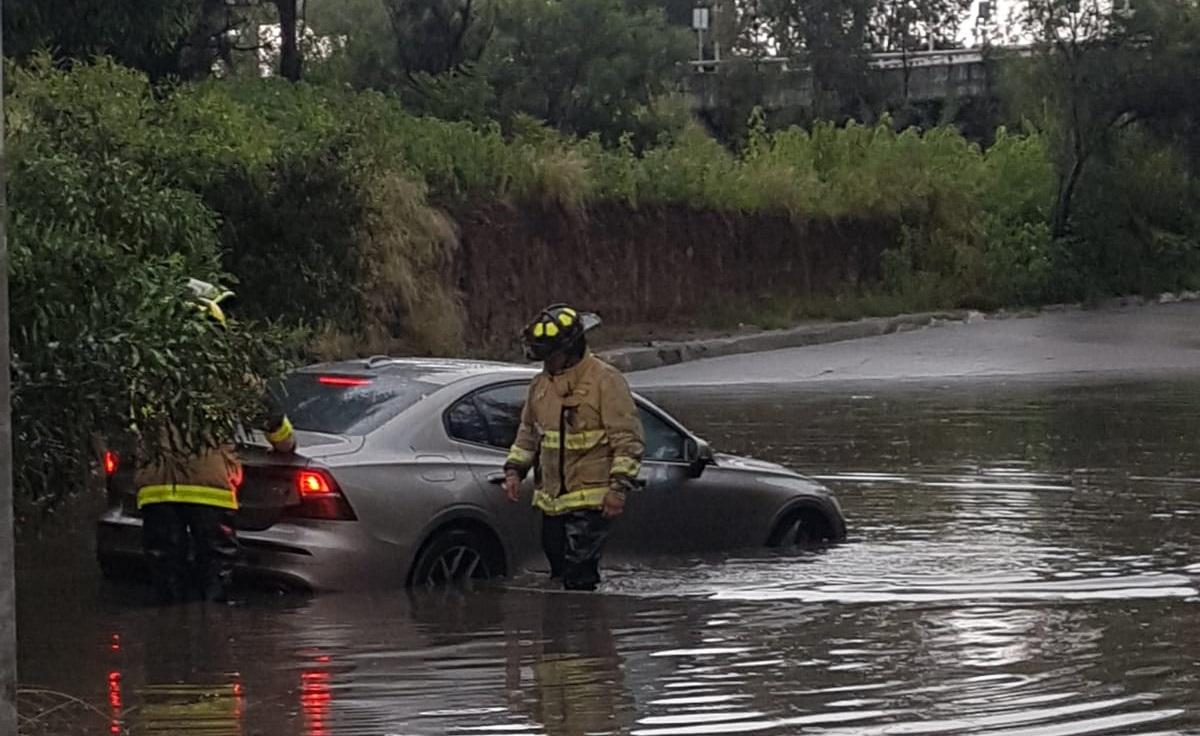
[486,472,506,485]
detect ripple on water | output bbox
[16,378,1200,735]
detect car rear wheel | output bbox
[98,553,143,582]
[410,528,502,589]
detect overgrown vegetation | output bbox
[5,0,1200,514]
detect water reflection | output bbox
[16,377,1200,734]
[137,607,247,736]
[515,595,626,736]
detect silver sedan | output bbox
[96,358,847,591]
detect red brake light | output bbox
[297,470,333,495]
[288,468,357,521]
[318,376,371,387]
[103,451,119,476]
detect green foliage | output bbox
[307,0,690,144]
[4,0,197,78]
[1002,0,1200,299]
[484,0,691,143]
[6,61,298,517]
[1071,129,1200,297]
[383,0,496,76]
[12,50,1200,521]
[306,0,402,90]
[975,128,1057,305]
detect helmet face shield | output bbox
[521,304,601,362]
[187,277,235,328]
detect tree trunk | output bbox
[1051,153,1086,239]
[177,0,227,80]
[275,0,302,82]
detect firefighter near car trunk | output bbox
[502,304,645,591]
[134,279,297,604]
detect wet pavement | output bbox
[16,372,1200,735]
[632,302,1200,387]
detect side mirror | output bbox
[683,437,714,479]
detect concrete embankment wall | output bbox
[452,203,897,354]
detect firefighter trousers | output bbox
[541,509,611,591]
[142,503,239,603]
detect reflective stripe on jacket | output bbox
[505,353,645,515]
[134,409,295,511]
[137,483,238,510]
[135,441,241,511]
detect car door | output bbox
[608,404,725,554]
[444,381,545,570]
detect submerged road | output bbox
[632,302,1200,387]
[17,302,1200,735]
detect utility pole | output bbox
[693,5,711,67]
[0,0,18,730]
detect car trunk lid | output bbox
[233,431,363,530]
[107,431,362,530]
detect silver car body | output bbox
[96,358,847,591]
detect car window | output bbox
[475,383,528,449]
[447,383,528,449]
[446,398,490,446]
[280,373,440,435]
[640,407,687,462]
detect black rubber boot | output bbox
[142,504,188,605]
[187,506,241,604]
[541,512,567,580]
[561,510,610,591]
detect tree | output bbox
[484,0,691,140]
[306,0,401,89]
[4,0,198,78]
[1002,0,1200,297]
[868,0,970,104]
[5,0,311,82]
[869,0,969,52]
[5,60,298,517]
[754,0,876,118]
[274,0,304,81]
[1013,0,1146,237]
[383,0,497,77]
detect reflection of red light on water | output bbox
[232,677,246,722]
[108,670,123,734]
[301,669,332,736]
[108,671,122,708]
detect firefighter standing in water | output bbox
[502,304,645,591]
[135,278,296,604]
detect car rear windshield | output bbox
[278,373,440,435]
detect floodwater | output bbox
[16,376,1200,735]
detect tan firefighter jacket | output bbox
[505,353,645,515]
[135,401,295,511]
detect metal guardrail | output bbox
[687,44,1034,73]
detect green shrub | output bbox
[7,68,297,517]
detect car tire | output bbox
[770,509,829,549]
[98,554,140,582]
[409,528,502,589]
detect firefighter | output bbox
[135,278,296,604]
[501,304,645,591]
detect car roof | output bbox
[294,356,538,387]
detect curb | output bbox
[598,290,1200,374]
[599,310,977,373]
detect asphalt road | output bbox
[631,302,1200,387]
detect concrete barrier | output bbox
[598,290,1200,373]
[599,311,974,372]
